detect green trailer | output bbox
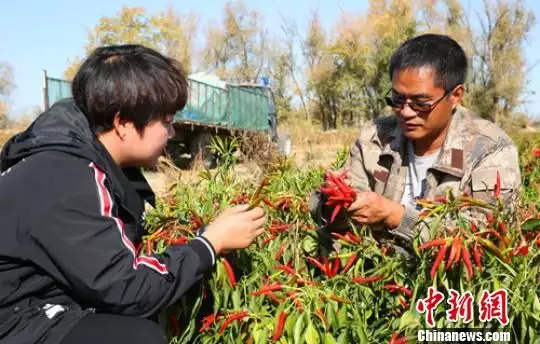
[42,70,289,168]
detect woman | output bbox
[0,44,266,344]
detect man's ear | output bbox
[450,85,465,110]
[112,112,128,140]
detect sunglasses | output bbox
[384,86,457,113]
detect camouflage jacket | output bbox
[310,106,521,247]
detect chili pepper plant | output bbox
[141,138,540,344]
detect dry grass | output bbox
[281,117,359,147]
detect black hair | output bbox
[72,44,188,134]
[389,34,468,91]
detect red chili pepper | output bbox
[172,237,188,245]
[230,195,250,204]
[331,258,340,277]
[445,236,461,270]
[470,222,477,233]
[418,239,447,250]
[171,315,180,337]
[511,238,529,257]
[494,170,501,197]
[269,224,291,234]
[272,311,287,340]
[306,256,327,274]
[498,220,507,234]
[329,294,352,303]
[399,296,409,309]
[218,311,249,334]
[276,264,297,275]
[352,275,383,283]
[261,234,278,247]
[146,240,153,256]
[263,291,280,303]
[222,259,236,287]
[328,195,354,202]
[274,243,285,260]
[199,313,220,333]
[383,284,412,298]
[331,232,351,242]
[330,205,342,223]
[296,278,320,286]
[251,284,283,296]
[485,228,503,240]
[315,308,329,330]
[189,209,204,228]
[431,244,447,280]
[435,196,447,203]
[262,196,277,208]
[287,291,303,311]
[346,232,362,244]
[342,253,358,273]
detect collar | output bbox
[377,106,468,178]
[94,140,156,212]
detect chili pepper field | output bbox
[142,133,540,344]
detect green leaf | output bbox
[285,312,299,337]
[323,332,338,344]
[533,293,540,314]
[232,288,242,310]
[337,306,348,328]
[254,326,268,344]
[305,322,321,344]
[336,331,349,344]
[294,313,306,344]
[521,218,540,231]
[326,303,338,330]
[399,310,420,330]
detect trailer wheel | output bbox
[190,132,217,169]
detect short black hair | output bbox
[389,34,468,91]
[72,44,188,134]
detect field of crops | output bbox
[141,132,540,344]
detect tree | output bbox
[0,62,15,128]
[64,6,197,79]
[304,0,417,130]
[200,1,267,83]
[464,0,535,127]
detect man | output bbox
[311,33,521,250]
[0,44,266,344]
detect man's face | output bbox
[124,114,175,168]
[390,67,460,143]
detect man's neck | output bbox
[413,126,449,157]
[97,133,125,167]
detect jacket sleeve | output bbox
[389,141,522,244]
[29,167,216,318]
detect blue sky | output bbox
[1,0,538,118]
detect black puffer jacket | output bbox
[0,99,216,344]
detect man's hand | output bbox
[347,192,405,229]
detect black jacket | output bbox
[0,99,216,344]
